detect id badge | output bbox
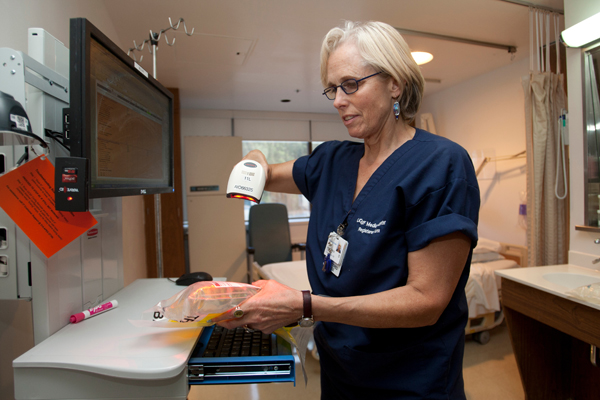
[323,232,348,277]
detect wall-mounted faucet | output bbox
[593,239,600,264]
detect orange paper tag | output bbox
[0,156,97,258]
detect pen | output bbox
[70,300,118,323]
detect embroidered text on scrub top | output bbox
[356,218,386,235]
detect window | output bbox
[242,141,311,220]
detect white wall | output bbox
[565,0,600,268]
[0,0,119,54]
[419,56,530,246]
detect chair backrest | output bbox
[248,203,293,266]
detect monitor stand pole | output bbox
[129,19,194,279]
[154,194,163,278]
[151,33,163,278]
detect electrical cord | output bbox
[554,111,568,200]
[14,147,29,168]
[6,130,49,149]
[13,146,44,170]
[44,129,70,152]
[6,130,53,170]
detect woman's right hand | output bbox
[241,150,301,194]
[242,150,269,175]
[212,280,303,334]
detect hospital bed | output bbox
[464,238,525,344]
[252,238,525,347]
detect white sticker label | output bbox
[10,114,29,131]
[134,62,149,78]
[323,232,348,277]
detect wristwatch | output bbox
[298,290,315,328]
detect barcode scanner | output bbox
[226,160,266,204]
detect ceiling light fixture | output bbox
[411,51,434,65]
[561,11,600,48]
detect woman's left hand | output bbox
[211,280,303,334]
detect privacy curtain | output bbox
[522,8,568,266]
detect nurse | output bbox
[216,20,480,399]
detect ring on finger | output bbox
[233,306,244,319]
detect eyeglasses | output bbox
[322,72,382,100]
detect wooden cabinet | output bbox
[501,278,600,399]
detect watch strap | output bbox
[302,290,312,319]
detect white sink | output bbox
[542,272,600,289]
[496,265,600,311]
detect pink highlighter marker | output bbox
[70,300,118,323]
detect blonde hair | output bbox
[320,21,424,123]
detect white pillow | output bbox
[472,252,505,263]
[473,237,502,254]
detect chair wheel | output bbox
[473,330,490,345]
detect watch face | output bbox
[299,318,314,328]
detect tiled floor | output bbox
[463,323,524,400]
[188,323,524,400]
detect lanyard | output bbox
[336,210,350,237]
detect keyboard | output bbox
[202,326,274,357]
[188,325,296,385]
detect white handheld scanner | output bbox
[226,160,266,203]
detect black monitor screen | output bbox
[69,18,174,198]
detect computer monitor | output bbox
[62,18,174,208]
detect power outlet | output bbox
[0,227,6,250]
[62,108,70,147]
[0,255,7,278]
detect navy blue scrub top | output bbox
[292,129,480,399]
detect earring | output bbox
[393,99,400,121]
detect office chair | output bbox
[246,203,309,290]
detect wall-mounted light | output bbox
[0,90,47,148]
[561,11,600,48]
[411,51,434,65]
